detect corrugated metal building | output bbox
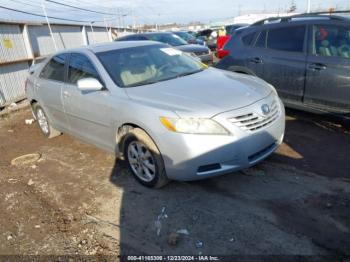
[0,20,136,107]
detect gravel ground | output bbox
[0,107,349,260]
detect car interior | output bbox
[314,25,350,58]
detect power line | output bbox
[9,0,83,14]
[0,5,112,23]
[45,0,116,16]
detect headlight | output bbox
[160,117,230,135]
[268,83,278,96]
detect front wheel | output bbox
[123,128,169,188]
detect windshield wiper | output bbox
[126,69,204,87]
[127,79,158,87]
[176,69,203,78]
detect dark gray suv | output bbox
[215,14,350,118]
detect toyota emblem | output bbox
[261,104,270,115]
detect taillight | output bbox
[217,49,230,59]
[216,35,231,59]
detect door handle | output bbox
[250,57,263,64]
[63,91,71,98]
[308,63,327,71]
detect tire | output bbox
[33,104,61,139]
[123,128,169,188]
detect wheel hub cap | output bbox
[127,141,156,182]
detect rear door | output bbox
[62,52,114,151]
[245,30,266,78]
[258,25,307,102]
[36,54,69,131]
[304,23,350,113]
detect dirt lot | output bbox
[0,107,349,260]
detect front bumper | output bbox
[156,95,285,181]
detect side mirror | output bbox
[77,78,103,91]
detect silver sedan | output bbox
[26,41,285,188]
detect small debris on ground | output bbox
[195,240,203,248]
[9,102,17,109]
[11,153,41,166]
[8,178,18,184]
[168,233,180,246]
[155,206,167,236]
[25,119,35,125]
[176,229,189,235]
[7,235,13,241]
[229,237,236,242]
[34,225,41,229]
[27,179,34,186]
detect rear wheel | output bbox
[123,128,169,188]
[33,104,61,138]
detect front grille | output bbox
[229,100,279,132]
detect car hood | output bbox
[175,44,209,53]
[125,68,273,118]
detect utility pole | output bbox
[41,0,57,51]
[90,22,95,44]
[307,0,311,13]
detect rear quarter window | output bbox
[267,26,306,52]
[242,32,256,46]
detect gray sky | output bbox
[0,0,349,26]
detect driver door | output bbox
[304,24,350,113]
[62,52,114,152]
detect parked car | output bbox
[196,29,217,50]
[215,14,350,117]
[173,31,205,45]
[116,32,212,64]
[217,24,249,59]
[25,41,285,188]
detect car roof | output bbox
[54,41,162,55]
[141,32,174,36]
[251,14,350,27]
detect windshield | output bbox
[147,33,188,46]
[97,44,206,88]
[175,32,194,42]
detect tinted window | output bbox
[68,53,99,85]
[313,25,350,59]
[40,54,66,82]
[267,26,305,52]
[255,31,266,48]
[242,33,255,46]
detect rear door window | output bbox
[267,26,306,52]
[312,24,350,59]
[67,53,100,85]
[40,54,67,82]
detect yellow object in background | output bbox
[2,38,13,49]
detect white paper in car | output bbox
[160,48,182,56]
